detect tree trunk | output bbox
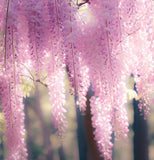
[76,98,88,160]
[84,93,103,160]
[24,97,34,160]
[133,84,149,160]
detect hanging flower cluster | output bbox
[0,0,153,159]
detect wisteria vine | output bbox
[0,0,153,159]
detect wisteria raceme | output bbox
[22,0,49,78]
[120,0,154,117]
[47,67,67,136]
[90,96,113,159]
[0,72,27,160]
[0,1,28,159]
[0,0,28,158]
[76,1,130,158]
[0,0,153,159]
[45,0,67,137]
[60,1,91,112]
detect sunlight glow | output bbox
[77,4,95,25]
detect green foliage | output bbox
[31,143,44,160]
[0,113,5,133]
[21,78,35,98]
[126,76,140,101]
[0,29,3,55]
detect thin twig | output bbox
[21,74,48,88]
[4,0,10,68]
[20,63,35,80]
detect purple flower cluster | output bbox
[0,0,153,159]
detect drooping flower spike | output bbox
[0,0,153,159]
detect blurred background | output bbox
[0,75,154,160]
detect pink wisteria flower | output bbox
[0,0,153,159]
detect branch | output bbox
[36,79,48,88]
[77,0,90,8]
